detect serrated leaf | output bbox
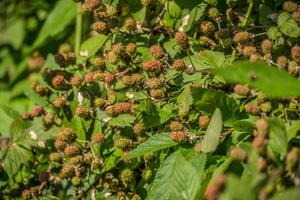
[214,61,300,97]
[147,151,201,200]
[183,3,206,32]
[267,118,288,161]
[177,85,193,110]
[270,187,300,200]
[126,133,177,159]
[166,1,181,18]
[33,0,77,48]
[201,108,223,153]
[192,88,246,124]
[278,12,300,38]
[108,114,135,127]
[79,34,108,62]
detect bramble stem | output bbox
[75,3,82,61]
[242,0,254,27]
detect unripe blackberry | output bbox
[250,53,261,62]
[140,0,155,6]
[94,97,105,107]
[38,171,48,182]
[292,11,300,22]
[226,8,237,23]
[112,43,124,56]
[84,152,94,164]
[131,73,143,84]
[58,128,76,143]
[122,75,134,86]
[70,75,81,87]
[106,51,118,64]
[261,39,273,54]
[199,115,210,130]
[230,147,247,161]
[208,7,220,20]
[245,102,260,115]
[104,72,116,85]
[172,59,186,71]
[92,57,106,70]
[84,72,95,84]
[242,46,257,57]
[120,169,134,185]
[286,147,298,171]
[108,91,117,104]
[22,189,31,199]
[21,112,33,120]
[54,53,66,66]
[54,139,66,151]
[234,84,250,96]
[170,131,189,143]
[75,106,92,120]
[92,21,108,34]
[70,155,84,165]
[291,45,300,62]
[215,29,230,40]
[34,84,47,96]
[64,145,81,157]
[58,43,71,54]
[283,1,298,13]
[53,96,66,108]
[106,5,117,17]
[43,112,55,125]
[150,44,164,59]
[205,175,225,200]
[52,75,65,88]
[145,77,161,88]
[150,89,165,98]
[276,56,288,69]
[288,61,298,75]
[175,31,189,49]
[142,169,153,182]
[50,152,62,162]
[60,164,75,178]
[252,135,266,153]
[169,121,183,131]
[133,123,144,134]
[71,176,81,186]
[200,20,215,35]
[143,60,163,72]
[124,17,136,31]
[86,0,101,9]
[66,52,76,65]
[256,119,269,136]
[114,137,133,149]
[31,105,43,117]
[233,31,251,44]
[114,102,132,113]
[92,133,105,145]
[28,52,45,71]
[93,71,104,81]
[132,194,142,200]
[126,43,137,56]
[194,142,201,153]
[260,101,272,113]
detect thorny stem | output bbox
[242,0,254,27]
[75,3,82,62]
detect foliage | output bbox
[0,0,300,199]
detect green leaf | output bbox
[192,88,245,124]
[201,108,223,153]
[183,50,225,70]
[214,61,300,97]
[267,118,288,161]
[219,175,256,200]
[259,4,273,26]
[286,121,300,141]
[163,39,181,58]
[108,114,135,127]
[166,1,181,18]
[0,18,25,49]
[126,133,177,159]
[79,34,108,62]
[147,151,201,200]
[177,85,193,111]
[278,12,300,38]
[9,118,30,142]
[183,3,206,32]
[33,0,77,48]
[203,0,217,6]
[131,5,147,23]
[270,188,300,200]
